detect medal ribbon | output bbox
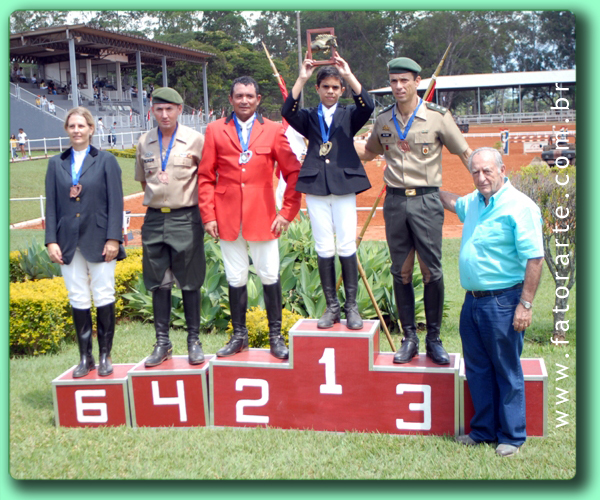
[71,146,90,186]
[233,114,255,153]
[392,98,423,141]
[158,123,178,172]
[317,103,332,145]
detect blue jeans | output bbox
[459,287,526,446]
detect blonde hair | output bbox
[64,106,95,140]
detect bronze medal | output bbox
[158,171,169,184]
[398,140,411,152]
[70,184,82,198]
[319,141,332,156]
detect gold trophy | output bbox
[306,27,338,66]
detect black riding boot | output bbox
[96,302,115,376]
[145,288,173,367]
[182,289,204,364]
[339,254,363,330]
[72,307,95,378]
[424,277,450,365]
[263,280,289,359]
[392,279,419,363]
[217,285,249,357]
[317,256,341,329]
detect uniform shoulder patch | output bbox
[425,101,448,114]
[378,103,395,116]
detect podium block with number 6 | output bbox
[210,320,460,435]
[128,356,212,428]
[52,364,135,427]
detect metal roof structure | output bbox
[10,24,215,67]
[369,69,576,95]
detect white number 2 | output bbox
[319,348,342,395]
[236,378,269,424]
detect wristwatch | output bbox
[519,298,533,310]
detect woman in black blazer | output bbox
[45,107,126,378]
[282,55,374,330]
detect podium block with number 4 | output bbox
[210,320,460,435]
[128,355,212,428]
[52,364,135,427]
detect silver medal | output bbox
[239,150,253,164]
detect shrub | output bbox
[106,147,137,158]
[225,306,302,348]
[9,250,27,282]
[13,240,61,281]
[10,277,72,356]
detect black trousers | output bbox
[141,206,206,291]
[383,190,444,284]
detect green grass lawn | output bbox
[9,156,139,225]
[9,239,576,479]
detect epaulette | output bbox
[425,101,448,114]
[378,103,395,116]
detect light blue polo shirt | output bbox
[455,178,544,291]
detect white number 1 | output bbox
[319,348,342,395]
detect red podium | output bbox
[52,364,135,427]
[127,355,212,428]
[210,320,460,435]
[459,358,548,436]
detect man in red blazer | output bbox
[198,76,302,359]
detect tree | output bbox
[10,11,68,33]
[510,163,576,341]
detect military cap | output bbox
[387,57,422,74]
[152,87,183,105]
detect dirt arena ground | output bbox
[22,121,574,244]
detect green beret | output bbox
[387,57,422,74]
[152,87,183,105]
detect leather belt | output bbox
[467,282,523,298]
[148,206,195,214]
[387,187,439,197]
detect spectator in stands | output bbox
[17,67,27,83]
[17,128,27,158]
[35,95,42,108]
[40,79,47,90]
[31,74,37,85]
[48,100,56,115]
[10,134,17,159]
[41,95,48,111]
[45,106,126,378]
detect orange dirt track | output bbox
[23,122,574,246]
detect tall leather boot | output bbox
[317,256,341,329]
[392,279,419,363]
[96,302,115,376]
[145,288,173,367]
[263,280,289,359]
[339,254,363,330]
[182,289,204,365]
[424,277,450,365]
[217,285,249,357]
[72,307,96,378]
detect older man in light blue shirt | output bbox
[440,147,543,458]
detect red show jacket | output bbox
[198,113,302,241]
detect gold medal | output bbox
[69,184,82,198]
[319,141,332,156]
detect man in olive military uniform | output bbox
[135,87,206,367]
[357,57,472,365]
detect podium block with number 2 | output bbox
[210,320,460,435]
